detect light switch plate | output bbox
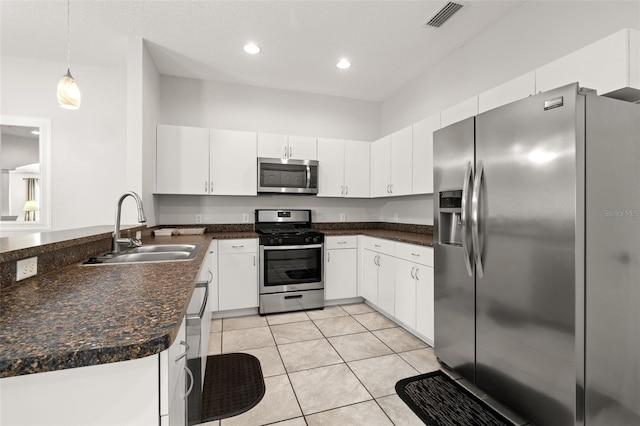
[17,257,37,281]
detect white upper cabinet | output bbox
[412,114,439,195]
[209,129,257,196]
[288,136,317,160]
[478,72,536,114]
[317,138,369,198]
[258,133,317,160]
[441,96,478,128]
[390,125,413,196]
[371,126,413,197]
[257,133,288,159]
[156,124,210,195]
[343,140,370,198]
[536,29,640,99]
[371,135,391,197]
[317,138,345,197]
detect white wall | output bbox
[0,56,127,233]
[380,1,640,135]
[143,41,161,227]
[159,76,380,141]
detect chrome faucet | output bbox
[113,191,147,253]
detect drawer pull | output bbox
[285,294,303,300]
[374,244,381,248]
[411,252,420,257]
[175,340,189,362]
[232,245,245,249]
[337,241,347,245]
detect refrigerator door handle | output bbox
[471,160,485,278]
[461,161,474,277]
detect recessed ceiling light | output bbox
[243,43,261,55]
[336,58,351,69]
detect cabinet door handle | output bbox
[210,181,214,193]
[327,252,330,262]
[284,146,288,158]
[415,267,420,281]
[411,266,415,279]
[184,366,194,399]
[345,186,348,196]
[341,185,344,195]
[205,181,208,193]
[176,340,189,362]
[390,184,393,194]
[289,146,293,158]
[253,255,256,267]
[386,184,390,194]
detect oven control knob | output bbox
[269,238,275,245]
[278,238,284,244]
[312,236,319,243]
[305,237,311,243]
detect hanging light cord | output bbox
[66,0,71,68]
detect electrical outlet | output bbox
[242,213,250,223]
[17,257,37,281]
[195,214,203,224]
[340,212,346,222]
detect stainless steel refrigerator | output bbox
[433,83,640,426]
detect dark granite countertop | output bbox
[0,222,431,378]
[0,234,212,378]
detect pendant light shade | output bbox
[57,69,81,109]
[58,0,80,110]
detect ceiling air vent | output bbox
[424,2,464,28]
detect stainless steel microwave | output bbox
[257,157,318,194]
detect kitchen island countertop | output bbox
[0,233,212,378]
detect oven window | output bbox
[263,247,321,286]
[260,164,308,188]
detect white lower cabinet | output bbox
[325,236,358,301]
[218,239,258,311]
[415,263,435,344]
[160,317,187,426]
[362,237,396,316]
[360,238,435,345]
[394,258,418,329]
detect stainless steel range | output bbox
[255,209,324,315]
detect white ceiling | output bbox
[0,1,526,102]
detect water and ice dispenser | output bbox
[439,190,463,246]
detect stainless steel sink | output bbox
[84,244,200,265]
[125,244,199,254]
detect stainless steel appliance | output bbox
[257,157,319,194]
[186,279,211,425]
[256,209,324,314]
[434,83,640,426]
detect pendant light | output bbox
[57,0,81,109]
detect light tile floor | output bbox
[200,303,441,426]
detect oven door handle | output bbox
[306,165,311,189]
[262,244,323,250]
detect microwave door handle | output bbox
[306,165,311,189]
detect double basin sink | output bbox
[85,243,200,265]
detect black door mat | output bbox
[395,371,515,426]
[200,353,265,423]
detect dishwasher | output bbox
[185,279,211,425]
